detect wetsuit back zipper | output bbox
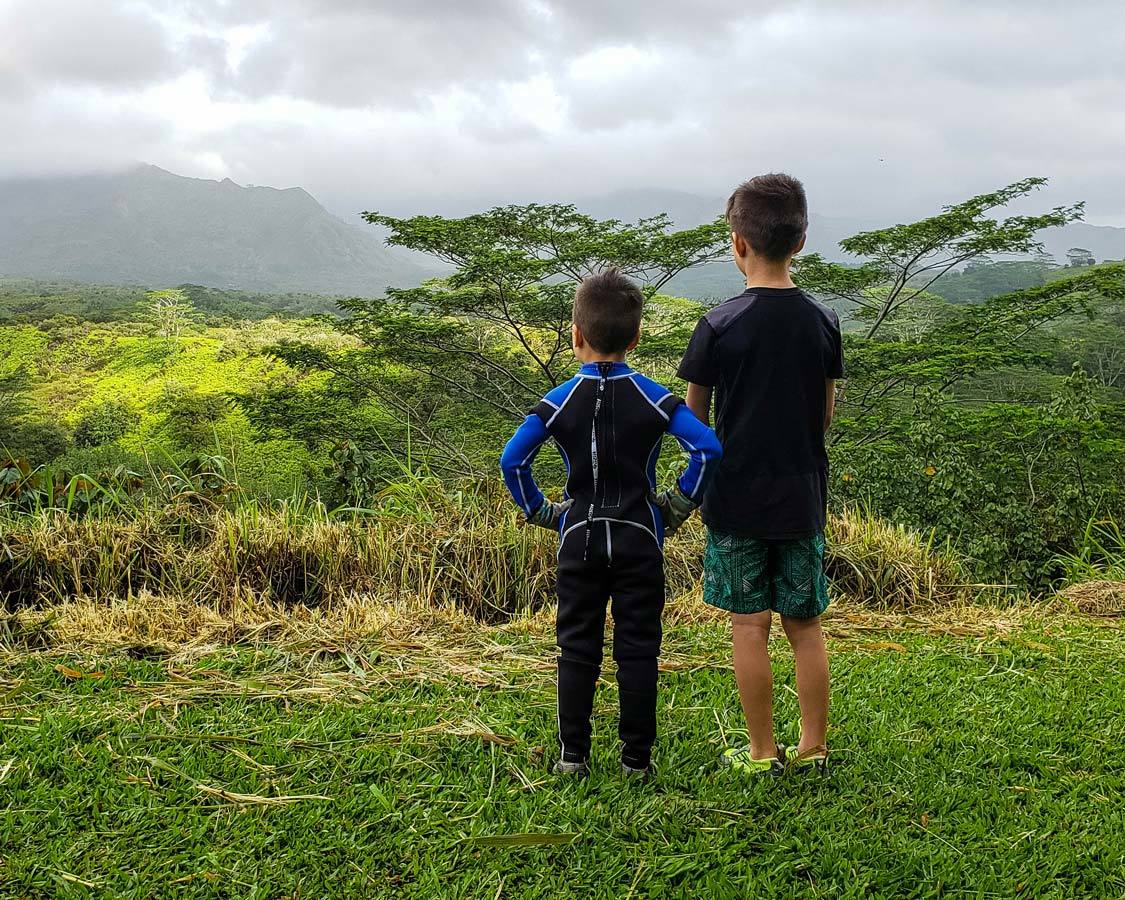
[583,362,612,561]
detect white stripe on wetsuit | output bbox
[514,443,539,514]
[561,516,661,547]
[546,379,583,428]
[626,375,670,421]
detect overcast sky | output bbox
[2,0,1123,224]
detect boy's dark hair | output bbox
[726,173,808,261]
[573,268,644,354]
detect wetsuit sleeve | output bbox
[666,402,722,503]
[499,414,549,517]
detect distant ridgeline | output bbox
[0,164,427,296]
[0,278,343,324]
[1,165,1123,304]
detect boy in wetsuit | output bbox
[501,268,721,778]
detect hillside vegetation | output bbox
[2,180,1125,900]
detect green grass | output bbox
[1,614,1122,898]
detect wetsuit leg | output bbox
[608,526,666,769]
[555,536,611,764]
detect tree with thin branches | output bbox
[794,178,1083,339]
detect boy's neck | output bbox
[577,352,628,365]
[741,258,796,290]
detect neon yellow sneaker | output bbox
[719,744,785,776]
[784,745,829,775]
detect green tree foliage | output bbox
[794,178,1083,338]
[346,204,727,415]
[266,205,727,475]
[0,278,345,325]
[6,420,70,464]
[928,259,1056,304]
[830,263,1125,587]
[159,386,232,450]
[837,265,1125,426]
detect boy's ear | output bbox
[731,232,748,275]
[731,232,748,260]
[794,231,807,256]
[626,325,641,352]
[572,322,584,349]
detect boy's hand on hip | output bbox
[650,486,697,536]
[528,498,574,531]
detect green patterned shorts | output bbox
[703,530,830,619]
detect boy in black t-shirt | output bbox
[677,173,843,776]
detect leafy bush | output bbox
[73,399,140,448]
[159,387,232,450]
[7,420,70,463]
[55,444,148,477]
[832,397,1125,590]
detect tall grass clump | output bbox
[1054,517,1125,615]
[2,456,972,618]
[0,458,564,620]
[825,507,969,608]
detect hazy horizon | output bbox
[2,1,1124,225]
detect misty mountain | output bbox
[2,168,1122,303]
[0,165,425,295]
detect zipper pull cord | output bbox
[583,368,609,561]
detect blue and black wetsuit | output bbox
[501,361,721,768]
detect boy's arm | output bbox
[499,414,549,517]
[666,403,722,504]
[685,383,713,427]
[825,380,836,433]
[825,310,844,434]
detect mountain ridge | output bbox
[0,164,425,296]
[1,166,1122,301]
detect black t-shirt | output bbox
[677,287,844,539]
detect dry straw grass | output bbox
[1,498,972,620]
[0,587,1042,675]
[1058,580,1125,616]
[0,503,557,621]
[826,511,972,608]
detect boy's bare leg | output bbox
[780,615,829,752]
[731,610,776,758]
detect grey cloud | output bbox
[230,16,533,108]
[2,0,1125,226]
[0,91,176,177]
[0,0,179,89]
[543,0,750,44]
[195,0,548,107]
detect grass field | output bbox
[1,599,1122,898]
